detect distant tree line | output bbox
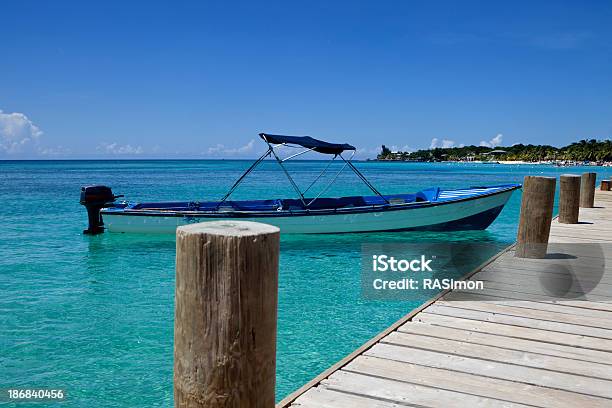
[378,139,612,162]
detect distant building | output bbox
[383,151,403,160]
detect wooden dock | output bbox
[280,190,612,408]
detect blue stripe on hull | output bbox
[391,205,505,232]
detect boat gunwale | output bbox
[100,185,520,219]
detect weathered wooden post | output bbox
[579,172,596,208]
[602,179,611,191]
[516,176,556,258]
[174,221,280,408]
[558,174,581,224]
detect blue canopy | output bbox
[259,133,356,155]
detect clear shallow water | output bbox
[1,160,610,406]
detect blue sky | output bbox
[1,0,611,159]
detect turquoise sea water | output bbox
[1,160,610,406]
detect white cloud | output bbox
[205,143,222,154]
[355,146,384,159]
[206,139,256,156]
[38,146,72,156]
[0,110,43,154]
[480,133,503,148]
[97,142,144,155]
[207,144,224,154]
[430,138,455,148]
[230,139,255,154]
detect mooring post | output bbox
[558,174,581,224]
[516,176,556,259]
[174,221,280,408]
[580,172,596,208]
[603,179,611,191]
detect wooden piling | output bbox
[579,172,596,208]
[602,180,611,191]
[174,221,280,408]
[515,176,556,258]
[558,174,581,224]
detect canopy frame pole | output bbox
[266,142,308,207]
[302,156,335,195]
[340,155,390,204]
[281,147,317,162]
[217,148,272,207]
[306,152,353,208]
[218,134,388,210]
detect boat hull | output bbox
[102,189,515,234]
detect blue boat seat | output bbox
[130,189,439,213]
[280,190,435,211]
[226,199,282,211]
[416,187,440,202]
[133,199,283,212]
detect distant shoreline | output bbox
[370,159,612,167]
[377,139,612,166]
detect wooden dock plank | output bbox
[322,371,533,408]
[365,343,612,399]
[433,301,612,329]
[423,304,612,338]
[443,292,612,317]
[282,190,612,408]
[475,280,612,301]
[398,321,612,364]
[490,256,612,270]
[381,331,612,380]
[472,269,612,290]
[292,388,407,408]
[493,257,611,271]
[345,356,612,408]
[415,312,612,352]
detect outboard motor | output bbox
[80,185,121,234]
